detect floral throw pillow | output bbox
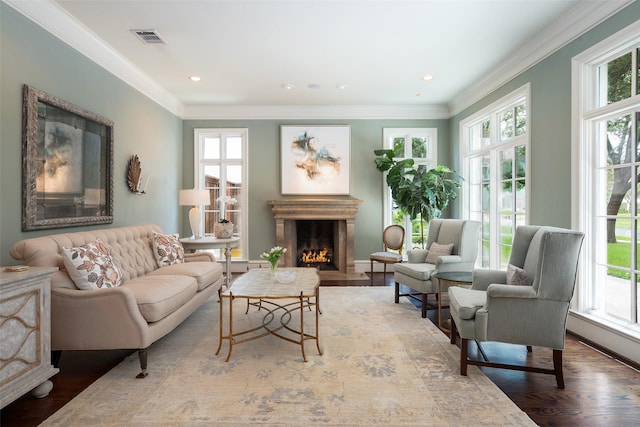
[425,242,454,264]
[507,264,531,286]
[152,232,185,267]
[62,239,123,290]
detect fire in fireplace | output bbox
[296,220,337,270]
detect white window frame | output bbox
[194,128,248,261]
[381,128,437,251]
[460,84,531,269]
[571,20,640,340]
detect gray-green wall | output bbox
[449,3,640,228]
[182,119,449,261]
[0,4,183,266]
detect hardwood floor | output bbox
[2,274,639,426]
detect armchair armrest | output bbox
[437,255,462,265]
[487,283,537,299]
[472,269,507,291]
[185,252,216,262]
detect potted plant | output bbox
[214,196,237,239]
[374,147,462,248]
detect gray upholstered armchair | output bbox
[394,219,480,317]
[448,225,584,389]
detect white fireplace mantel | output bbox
[268,198,362,274]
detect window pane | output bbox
[411,136,428,158]
[470,123,482,151]
[637,48,640,96]
[515,179,526,213]
[500,108,514,140]
[515,103,526,136]
[500,181,513,211]
[393,137,405,156]
[226,136,242,159]
[499,244,510,270]
[500,149,513,180]
[605,166,632,220]
[515,145,526,178]
[599,52,632,105]
[500,214,513,244]
[482,120,491,145]
[203,137,220,159]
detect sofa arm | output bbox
[185,252,216,262]
[51,286,151,350]
[472,269,507,291]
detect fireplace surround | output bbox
[268,199,362,275]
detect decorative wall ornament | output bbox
[21,85,114,231]
[280,125,351,195]
[127,155,148,194]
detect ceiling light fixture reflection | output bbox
[281,83,295,90]
[336,84,349,90]
[189,76,202,82]
[422,74,435,81]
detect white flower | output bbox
[217,196,237,205]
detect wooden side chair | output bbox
[370,225,405,285]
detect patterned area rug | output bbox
[41,287,535,426]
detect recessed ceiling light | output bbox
[416,93,423,97]
[281,83,295,90]
[336,84,349,90]
[189,76,202,82]
[308,83,322,90]
[422,74,435,81]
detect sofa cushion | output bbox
[394,262,435,281]
[449,287,487,320]
[425,242,454,264]
[124,275,197,322]
[62,239,123,290]
[152,233,185,267]
[149,261,223,291]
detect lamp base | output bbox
[189,206,202,239]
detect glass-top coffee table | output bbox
[216,267,322,362]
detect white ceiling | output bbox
[4,0,632,118]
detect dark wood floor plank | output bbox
[2,273,639,426]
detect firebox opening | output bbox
[296,220,337,271]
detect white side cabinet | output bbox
[1,266,59,409]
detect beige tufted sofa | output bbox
[10,224,224,378]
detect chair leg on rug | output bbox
[136,348,148,379]
[527,345,533,353]
[553,349,565,389]
[421,293,427,318]
[394,282,400,303]
[370,260,374,286]
[450,319,457,345]
[460,338,469,376]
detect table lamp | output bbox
[179,189,210,239]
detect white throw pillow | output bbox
[507,264,531,286]
[152,232,185,267]
[425,242,454,264]
[62,239,123,290]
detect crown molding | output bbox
[181,104,450,120]
[3,0,184,117]
[447,0,634,117]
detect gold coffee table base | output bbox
[216,268,322,362]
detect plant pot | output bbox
[214,222,234,239]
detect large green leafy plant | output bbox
[374,147,462,247]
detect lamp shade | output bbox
[179,189,210,206]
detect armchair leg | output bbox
[370,260,374,285]
[553,349,565,389]
[527,345,533,353]
[421,293,427,318]
[460,338,469,376]
[450,318,457,345]
[394,282,400,303]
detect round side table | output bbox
[432,271,472,335]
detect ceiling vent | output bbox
[131,29,167,44]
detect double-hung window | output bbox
[381,128,437,250]
[460,85,530,268]
[573,21,640,333]
[193,128,248,261]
